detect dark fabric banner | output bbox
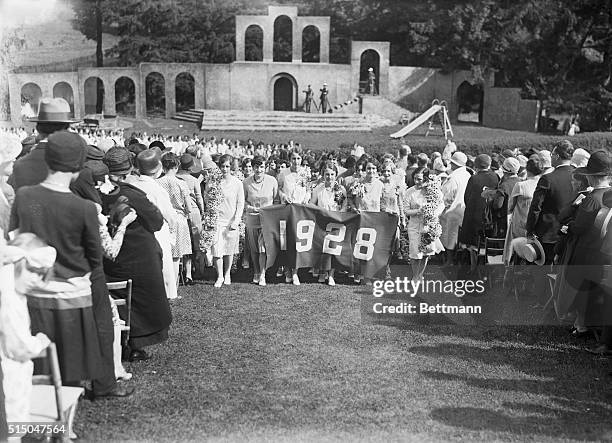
[260,204,398,278]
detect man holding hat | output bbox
[460,154,499,272]
[440,151,472,265]
[526,140,575,265]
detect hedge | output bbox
[344,131,612,158]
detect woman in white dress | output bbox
[212,154,245,288]
[349,159,384,283]
[404,167,444,281]
[309,163,347,285]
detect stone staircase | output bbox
[173,109,371,131]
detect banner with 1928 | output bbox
[260,204,399,278]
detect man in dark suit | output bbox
[526,140,575,302]
[526,140,576,263]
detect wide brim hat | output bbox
[511,236,545,266]
[180,153,202,174]
[28,97,81,123]
[574,150,612,176]
[450,151,467,167]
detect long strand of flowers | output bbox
[200,168,223,251]
[419,174,443,253]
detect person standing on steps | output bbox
[320,83,330,114]
[367,67,377,95]
[303,85,314,113]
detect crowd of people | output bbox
[1,96,612,437]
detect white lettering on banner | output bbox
[353,228,377,261]
[322,223,346,256]
[277,218,379,260]
[296,220,316,252]
[279,220,287,251]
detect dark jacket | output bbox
[525,164,574,243]
[9,141,101,205]
[459,169,499,246]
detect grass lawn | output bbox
[74,267,612,442]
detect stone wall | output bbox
[483,87,539,132]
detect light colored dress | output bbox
[212,175,245,257]
[310,182,347,212]
[352,178,384,212]
[405,186,444,259]
[158,175,193,258]
[278,167,311,204]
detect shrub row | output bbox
[340,131,612,157]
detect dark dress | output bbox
[563,187,612,326]
[459,170,499,247]
[9,185,105,383]
[100,182,172,349]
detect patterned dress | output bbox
[158,175,193,258]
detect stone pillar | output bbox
[195,68,205,110]
[320,23,330,63]
[139,74,148,119]
[235,20,245,62]
[72,79,82,120]
[104,78,115,116]
[263,27,273,62]
[134,80,143,120]
[165,76,176,118]
[292,21,301,63]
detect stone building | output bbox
[7,5,538,131]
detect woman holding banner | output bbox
[243,155,278,286]
[211,155,245,288]
[310,164,347,285]
[349,160,384,284]
[278,149,311,285]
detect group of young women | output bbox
[204,147,444,286]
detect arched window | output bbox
[302,25,320,63]
[145,72,165,118]
[53,82,75,116]
[273,15,292,62]
[115,76,136,117]
[359,49,380,95]
[84,77,105,114]
[245,25,263,62]
[176,72,195,113]
[20,82,42,118]
[457,81,484,123]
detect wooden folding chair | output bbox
[484,236,506,288]
[30,342,84,441]
[107,279,133,347]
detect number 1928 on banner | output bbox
[260,204,398,279]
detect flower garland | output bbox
[332,182,345,207]
[200,167,223,251]
[289,166,311,204]
[419,174,443,253]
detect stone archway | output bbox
[359,49,380,94]
[20,82,42,118]
[271,73,297,111]
[457,81,484,123]
[175,72,195,113]
[115,76,136,117]
[302,25,320,63]
[84,76,105,114]
[145,72,165,118]
[273,15,293,62]
[245,24,264,62]
[53,82,75,116]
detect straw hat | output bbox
[510,237,546,266]
[28,97,80,123]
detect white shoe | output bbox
[252,273,260,284]
[328,276,335,286]
[116,371,133,381]
[276,267,285,277]
[258,275,266,286]
[214,278,223,288]
[292,274,300,286]
[285,274,292,284]
[224,274,231,285]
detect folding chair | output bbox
[107,279,133,347]
[31,342,84,441]
[484,236,506,288]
